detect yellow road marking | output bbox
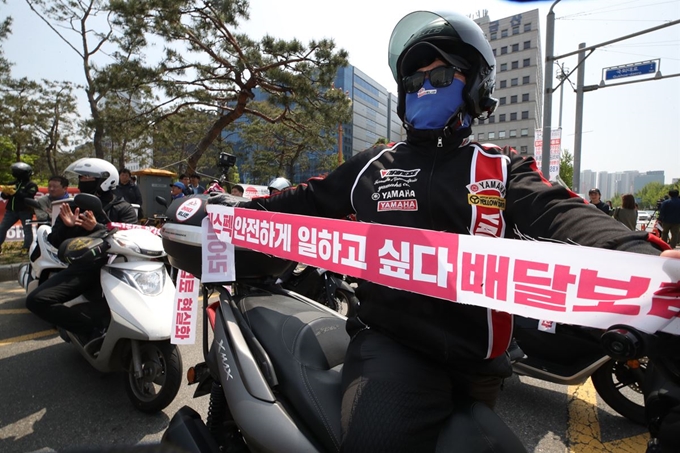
[0,329,57,346]
[567,379,647,452]
[0,309,30,314]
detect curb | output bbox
[0,262,26,283]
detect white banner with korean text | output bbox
[204,205,680,334]
[171,270,200,344]
[201,216,235,283]
[534,128,562,182]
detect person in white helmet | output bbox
[267,177,292,195]
[26,158,137,346]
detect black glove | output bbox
[207,192,247,206]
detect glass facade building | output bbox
[334,65,404,161]
[227,64,405,184]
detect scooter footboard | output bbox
[214,293,324,452]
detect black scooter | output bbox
[158,195,528,453]
[600,326,680,452]
[279,264,358,317]
[511,316,646,425]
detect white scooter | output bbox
[19,194,183,413]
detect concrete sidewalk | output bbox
[0,262,25,283]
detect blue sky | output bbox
[2,0,679,183]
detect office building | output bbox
[472,9,543,156]
[334,65,404,161]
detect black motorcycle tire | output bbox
[124,341,183,414]
[591,358,646,426]
[319,289,359,317]
[337,290,359,318]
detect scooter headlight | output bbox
[108,268,165,296]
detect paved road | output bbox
[0,280,647,453]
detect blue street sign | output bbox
[604,61,657,81]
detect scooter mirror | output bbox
[155,196,168,208]
[74,193,104,215]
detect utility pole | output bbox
[557,63,569,128]
[540,0,561,179]
[573,43,586,194]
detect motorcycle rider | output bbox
[0,162,38,254]
[210,11,680,452]
[26,158,138,346]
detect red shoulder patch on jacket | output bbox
[647,233,671,251]
[480,144,518,157]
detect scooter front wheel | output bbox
[591,357,646,425]
[124,341,183,414]
[334,290,359,317]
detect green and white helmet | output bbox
[388,11,498,122]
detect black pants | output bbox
[26,262,106,335]
[340,328,505,453]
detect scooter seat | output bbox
[240,293,349,453]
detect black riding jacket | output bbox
[242,131,665,371]
[48,195,138,248]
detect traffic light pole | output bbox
[573,43,586,194]
[540,0,560,180]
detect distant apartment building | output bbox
[580,169,665,199]
[634,171,665,192]
[580,169,598,195]
[472,9,543,156]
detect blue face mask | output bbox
[404,78,470,130]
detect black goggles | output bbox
[402,66,460,94]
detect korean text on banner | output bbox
[201,216,235,283]
[204,205,680,335]
[171,270,200,344]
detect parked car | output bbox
[637,210,654,222]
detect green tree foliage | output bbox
[0,1,12,82]
[97,91,156,170]
[110,0,350,174]
[34,80,80,175]
[636,182,680,210]
[26,0,154,160]
[151,107,232,178]
[235,86,351,182]
[559,149,574,191]
[0,135,15,183]
[0,77,42,161]
[0,77,80,176]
